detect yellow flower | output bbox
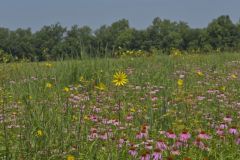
[63,87,70,92]
[220,86,226,91]
[177,79,184,87]
[36,130,43,137]
[196,71,204,76]
[112,71,128,86]
[95,82,106,91]
[67,155,75,160]
[46,83,52,88]
[231,74,237,79]
[130,108,136,113]
[84,115,89,120]
[79,76,85,82]
[72,115,78,121]
[45,63,52,68]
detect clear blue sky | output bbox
[0,0,239,31]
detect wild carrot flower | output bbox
[112,71,128,86]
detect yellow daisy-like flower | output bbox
[36,130,43,137]
[63,87,70,92]
[95,82,106,91]
[46,83,52,88]
[67,155,75,160]
[220,86,226,91]
[112,71,128,86]
[196,71,204,76]
[231,74,237,79]
[45,63,52,68]
[177,79,184,87]
[130,108,136,113]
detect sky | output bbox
[0,0,239,31]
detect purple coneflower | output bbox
[141,151,151,160]
[128,147,138,157]
[229,126,238,135]
[156,139,167,151]
[166,130,176,139]
[198,131,211,140]
[179,130,191,142]
[152,149,162,160]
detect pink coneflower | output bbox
[152,149,162,160]
[179,131,191,142]
[118,138,127,148]
[141,151,151,160]
[197,96,205,101]
[145,143,153,150]
[236,136,240,145]
[170,148,180,155]
[90,115,98,122]
[156,140,167,151]
[219,123,228,129]
[223,115,232,123]
[229,126,238,135]
[151,96,158,102]
[216,128,224,136]
[193,138,206,150]
[140,129,148,139]
[128,147,138,157]
[136,132,143,139]
[126,114,133,121]
[166,130,176,139]
[198,131,211,140]
[173,140,184,148]
[99,132,108,140]
[88,128,98,141]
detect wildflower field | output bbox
[1,53,240,160]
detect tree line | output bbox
[0,15,240,62]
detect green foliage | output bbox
[0,15,240,62]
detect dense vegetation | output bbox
[1,53,240,159]
[1,15,240,62]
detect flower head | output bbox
[112,71,128,86]
[177,79,183,87]
[36,129,43,137]
[95,82,106,91]
[46,83,52,88]
[67,155,75,160]
[63,87,70,92]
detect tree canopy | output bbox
[0,15,240,62]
